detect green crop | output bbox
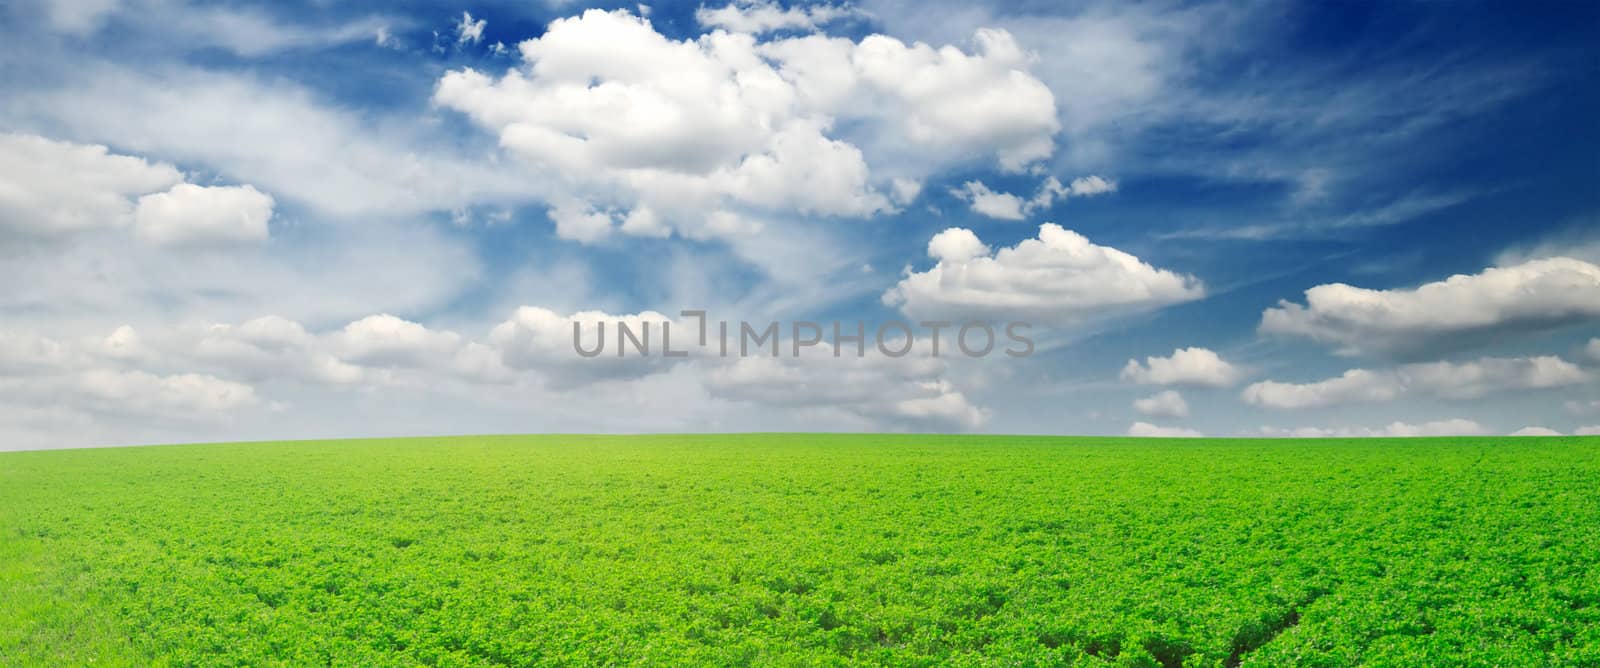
[2,434,1597,666]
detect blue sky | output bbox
[1,0,1598,448]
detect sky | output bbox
[1,0,1598,449]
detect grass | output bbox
[1,434,1597,667]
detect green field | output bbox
[2,435,1597,667]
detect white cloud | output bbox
[840,28,1059,171]
[1120,347,1243,388]
[11,314,499,407]
[546,198,624,244]
[1064,175,1117,197]
[15,66,524,220]
[0,327,258,423]
[1127,421,1202,437]
[924,227,990,262]
[487,307,685,389]
[1587,338,1600,363]
[1260,257,1600,357]
[1242,369,1400,410]
[0,216,484,334]
[0,304,1004,444]
[98,325,144,360]
[705,345,987,431]
[1577,425,1600,436]
[186,309,994,435]
[0,132,181,237]
[951,174,1117,221]
[950,180,1025,220]
[162,7,391,57]
[456,11,486,45]
[1400,355,1589,398]
[433,14,887,240]
[889,177,922,205]
[126,314,507,391]
[74,368,257,419]
[191,316,364,386]
[1510,426,1561,436]
[885,223,1203,326]
[1362,418,1488,436]
[1133,389,1188,418]
[42,0,393,56]
[1255,418,1488,438]
[1242,356,1588,409]
[331,314,464,368]
[1,133,276,248]
[134,184,274,245]
[696,1,864,34]
[1254,426,1352,439]
[432,9,1058,242]
[1027,174,1116,211]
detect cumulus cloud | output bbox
[841,28,1059,171]
[0,133,277,247]
[455,11,486,45]
[696,1,864,34]
[1357,419,1490,437]
[98,325,144,360]
[1260,257,1600,357]
[134,184,274,245]
[1133,389,1188,418]
[1242,355,1588,409]
[1127,421,1202,437]
[181,306,991,432]
[331,314,464,368]
[1241,369,1400,410]
[2,306,712,436]
[950,181,1026,220]
[191,316,364,385]
[1061,175,1117,197]
[1509,426,1561,436]
[486,307,686,388]
[951,174,1117,221]
[889,177,922,206]
[0,132,181,237]
[1120,347,1243,388]
[73,368,257,419]
[0,327,258,423]
[432,8,1058,242]
[1254,419,1488,438]
[885,223,1203,326]
[3,304,1000,441]
[1400,355,1589,398]
[12,313,504,408]
[923,227,989,263]
[705,344,987,431]
[152,314,509,390]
